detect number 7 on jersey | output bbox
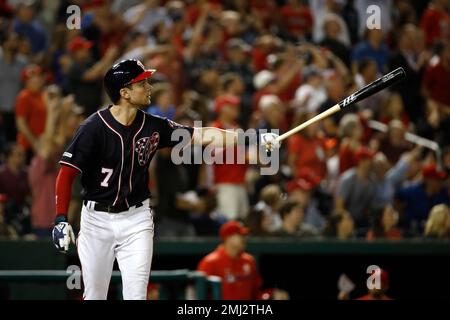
[101,168,113,187]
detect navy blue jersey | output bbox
[60,106,194,207]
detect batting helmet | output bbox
[103,59,156,103]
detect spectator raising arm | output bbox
[82,46,119,82]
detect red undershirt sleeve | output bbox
[55,165,79,218]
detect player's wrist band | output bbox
[54,215,68,224]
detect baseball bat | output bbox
[276,67,406,142]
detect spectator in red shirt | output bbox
[15,64,46,154]
[248,0,277,33]
[211,95,249,220]
[197,221,289,300]
[422,41,450,145]
[288,111,327,180]
[420,0,450,47]
[422,41,450,119]
[251,35,281,72]
[338,113,363,174]
[278,0,313,41]
[197,221,261,300]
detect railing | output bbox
[0,269,222,300]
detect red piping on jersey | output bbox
[55,165,79,216]
[59,161,82,173]
[130,111,145,195]
[97,111,124,207]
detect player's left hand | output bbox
[52,217,76,253]
[260,133,281,152]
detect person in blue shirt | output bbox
[395,163,449,236]
[12,1,47,55]
[351,28,390,73]
[146,82,176,120]
[373,148,422,206]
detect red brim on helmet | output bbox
[127,69,156,85]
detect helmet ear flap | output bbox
[111,92,121,104]
[104,83,121,104]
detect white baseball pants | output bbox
[77,199,154,300]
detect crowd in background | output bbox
[0,0,450,241]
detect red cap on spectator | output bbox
[0,193,7,202]
[355,147,375,163]
[286,178,313,193]
[21,64,43,83]
[214,95,240,113]
[219,221,248,240]
[68,36,93,54]
[422,163,447,180]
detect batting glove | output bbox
[260,133,281,152]
[52,216,76,253]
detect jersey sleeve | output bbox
[59,120,98,173]
[156,116,194,149]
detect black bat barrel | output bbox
[338,67,407,109]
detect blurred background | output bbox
[0,0,450,300]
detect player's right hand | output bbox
[260,132,281,152]
[52,216,76,253]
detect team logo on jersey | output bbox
[135,133,160,166]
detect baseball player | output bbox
[51,59,280,300]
